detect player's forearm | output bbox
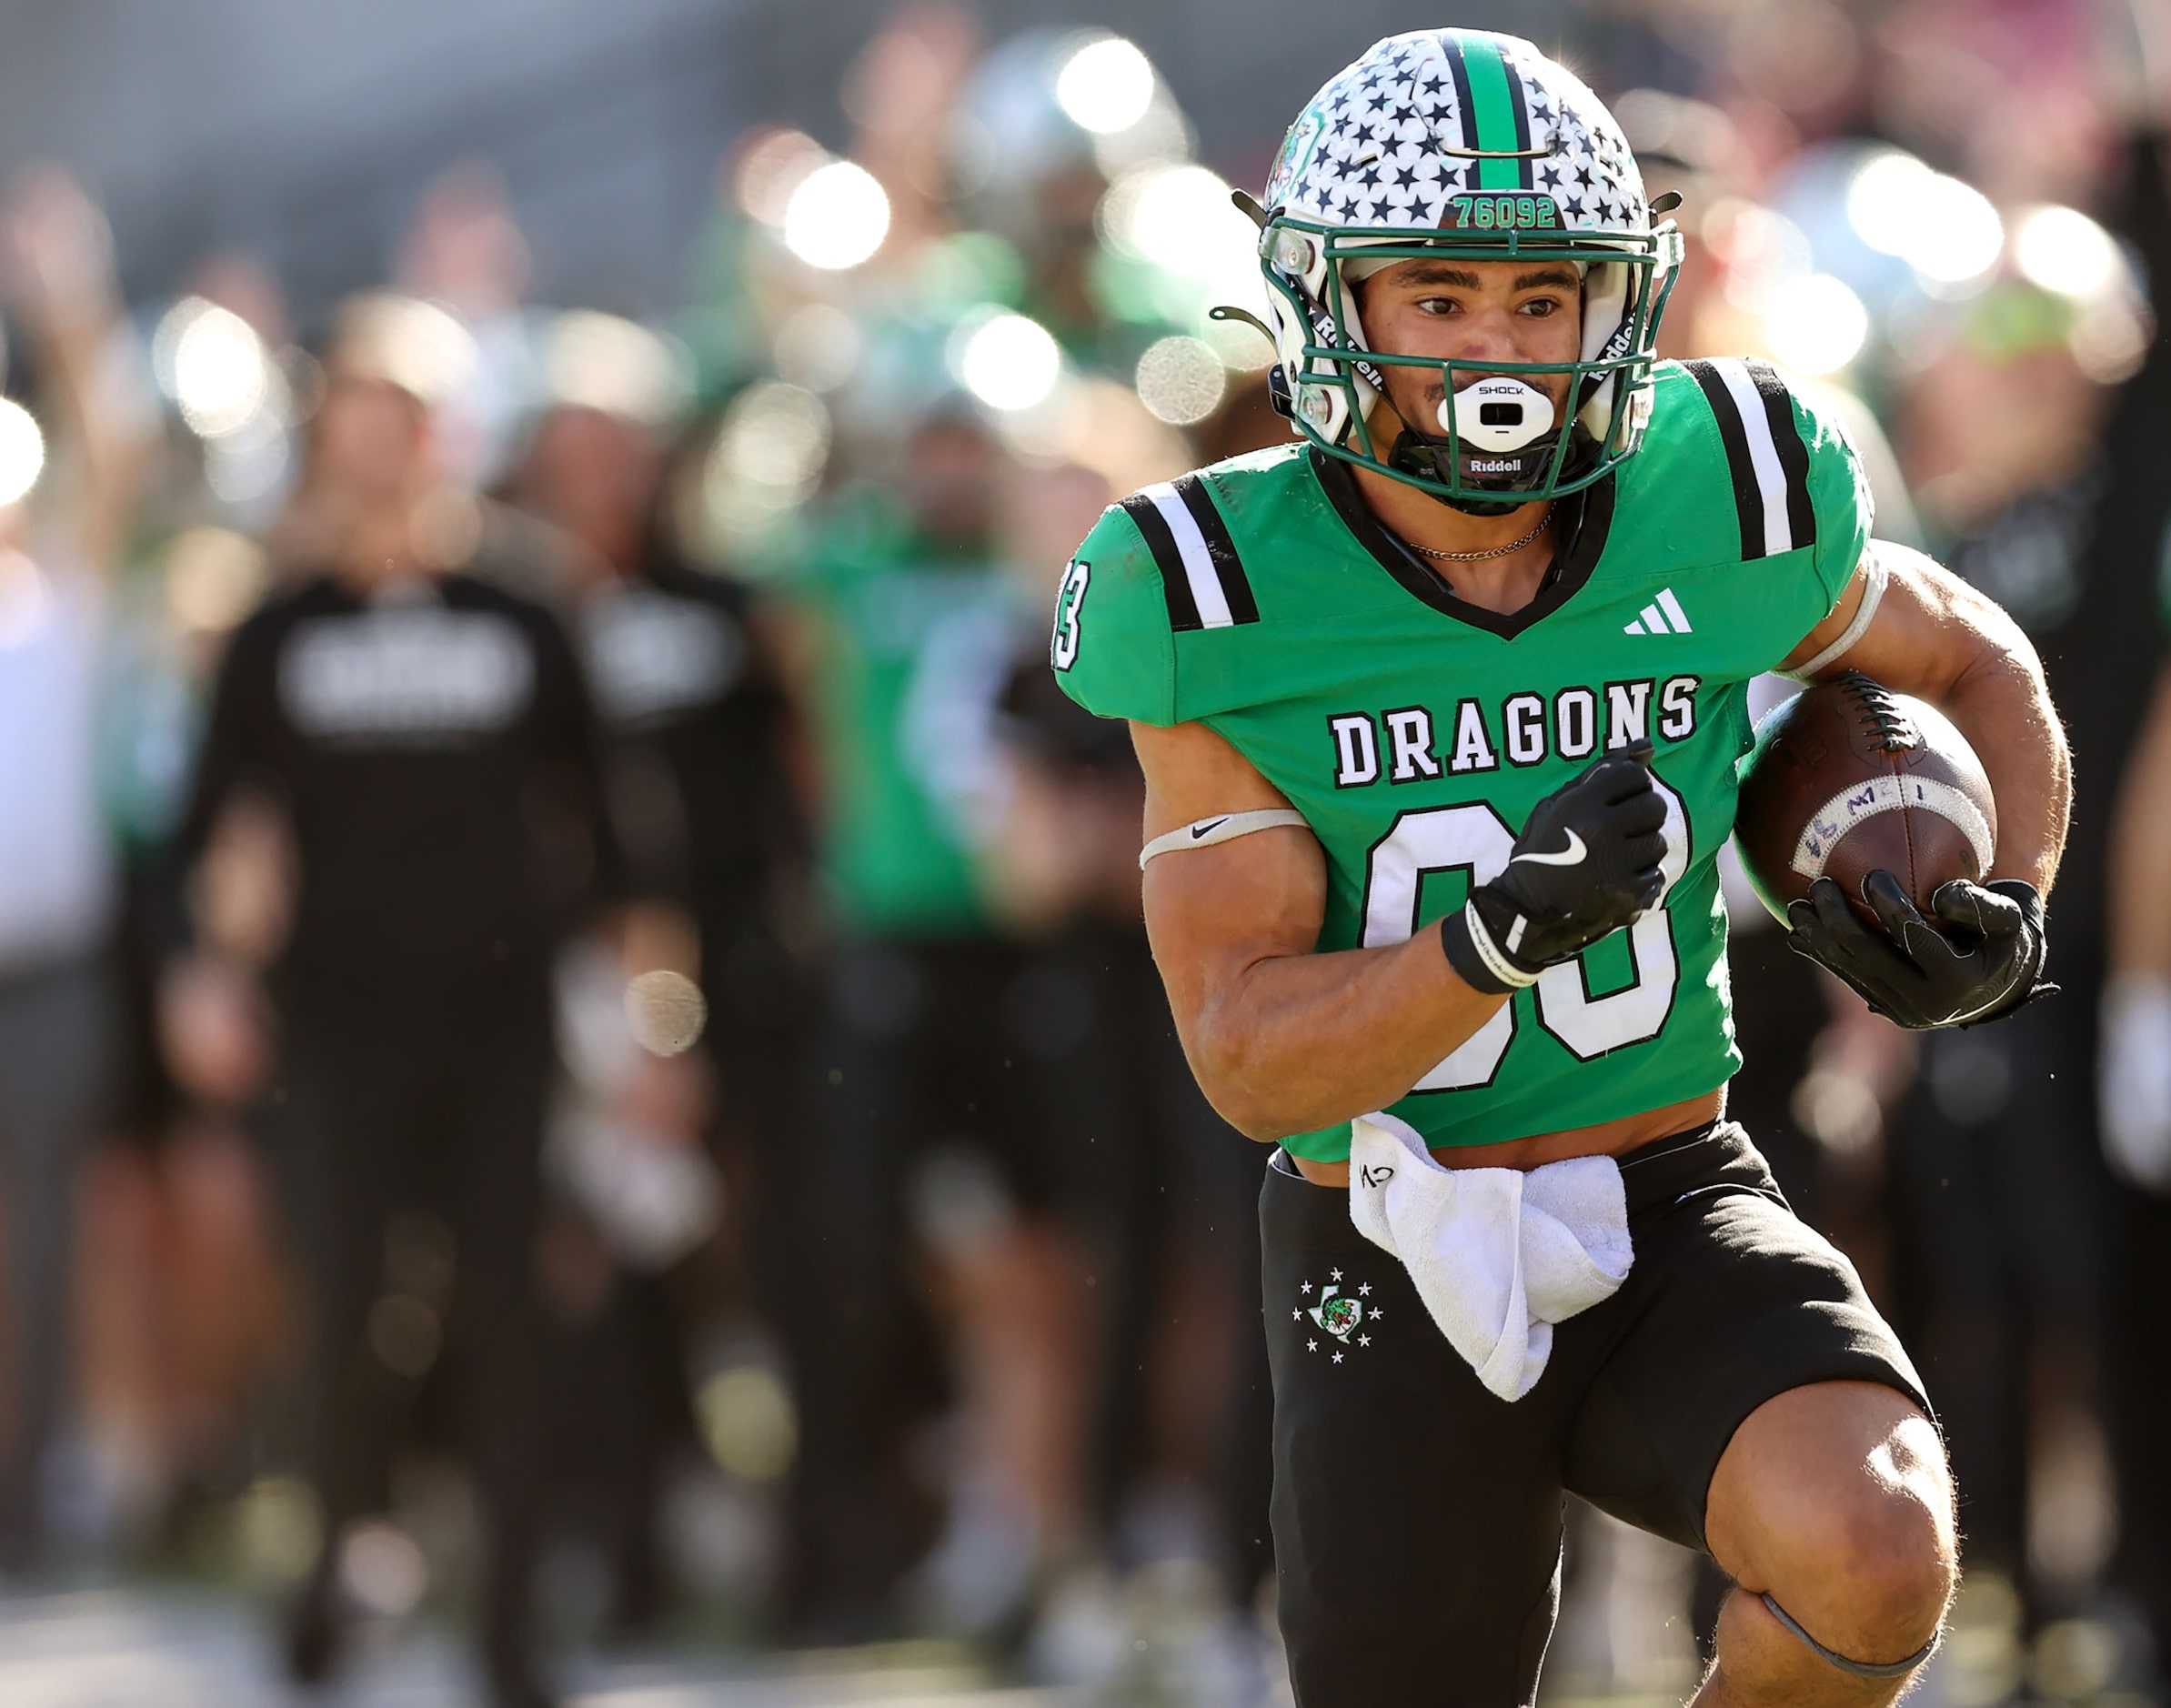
[1937,635,2069,897]
[2108,666,2171,976]
[1178,932,1507,1141]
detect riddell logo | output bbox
[1468,457,1523,473]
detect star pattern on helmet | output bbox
[1267,30,1643,234]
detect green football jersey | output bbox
[1051,357,1871,1160]
[780,493,1029,939]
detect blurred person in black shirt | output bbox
[1887,257,2146,1633]
[989,627,1275,1614]
[519,314,805,1165]
[171,295,616,1708]
[1884,223,2153,1632]
[512,313,808,1634]
[2089,127,2171,1683]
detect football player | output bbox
[1050,30,2066,1707]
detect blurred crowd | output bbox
[7,0,2171,1703]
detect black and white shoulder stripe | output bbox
[1684,358,1817,561]
[1119,475,1260,631]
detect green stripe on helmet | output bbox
[1456,36,1527,192]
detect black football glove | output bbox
[1784,870,2054,1030]
[1442,744,1668,994]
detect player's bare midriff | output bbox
[1288,1087,1727,1188]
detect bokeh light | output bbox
[702,381,831,558]
[155,299,270,438]
[1134,335,1226,425]
[781,160,891,270]
[951,308,1062,412]
[699,1364,799,1482]
[229,1476,322,1591]
[1711,199,1814,316]
[327,294,475,407]
[1764,274,1869,375]
[204,414,292,507]
[1908,176,2004,287]
[2015,205,2122,299]
[1845,152,2001,289]
[2072,295,2152,386]
[1108,164,1241,276]
[626,969,707,1057]
[1100,161,1265,365]
[0,400,46,507]
[770,301,864,392]
[724,383,830,493]
[1055,35,1156,135]
[339,1522,427,1619]
[1845,152,1935,257]
[163,527,270,638]
[545,309,689,425]
[734,127,828,227]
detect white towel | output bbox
[1349,1113,1633,1402]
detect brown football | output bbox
[1734,671,1997,926]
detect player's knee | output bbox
[1772,1462,1955,1653]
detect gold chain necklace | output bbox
[1406,502,1555,564]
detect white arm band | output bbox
[1141,809,1311,869]
[1783,551,1888,682]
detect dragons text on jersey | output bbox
[1323,678,1701,787]
[1053,357,1871,1162]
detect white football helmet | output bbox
[1257,29,1683,512]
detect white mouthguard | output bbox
[1442,377,1556,453]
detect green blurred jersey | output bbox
[785,497,1028,939]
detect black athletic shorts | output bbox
[1261,1120,1929,1708]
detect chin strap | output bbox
[1367,379,1526,515]
[1384,428,1533,517]
[1373,373,1593,516]
[1758,1593,1940,1680]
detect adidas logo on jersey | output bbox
[1623,588,1693,637]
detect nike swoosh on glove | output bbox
[1442,744,1668,994]
[1784,871,2054,1030]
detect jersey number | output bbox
[1050,558,1091,671]
[1359,780,1692,1090]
